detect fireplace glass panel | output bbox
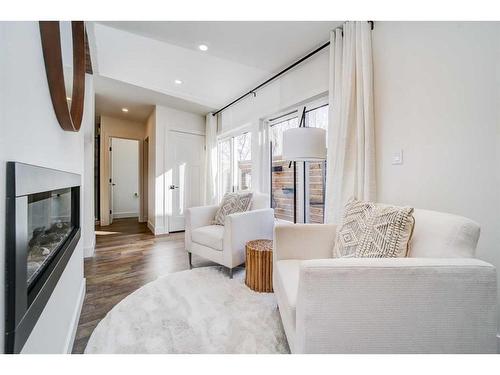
[27,188,74,287]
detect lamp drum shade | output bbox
[282,127,327,161]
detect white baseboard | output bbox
[64,278,86,354]
[113,212,139,219]
[154,226,167,235]
[83,235,95,258]
[147,220,155,234]
[147,220,167,235]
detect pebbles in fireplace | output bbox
[5,162,81,353]
[27,189,74,286]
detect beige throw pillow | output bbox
[213,192,253,226]
[333,198,415,258]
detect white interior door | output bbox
[111,137,140,220]
[168,131,204,232]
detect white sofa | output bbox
[273,209,497,353]
[185,193,274,278]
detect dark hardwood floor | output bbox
[71,218,211,354]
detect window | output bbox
[218,132,252,199]
[304,104,328,223]
[234,133,252,191]
[269,102,328,223]
[270,115,298,222]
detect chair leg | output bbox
[229,268,233,279]
[188,252,192,269]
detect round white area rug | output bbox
[85,267,290,354]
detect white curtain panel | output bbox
[258,120,271,194]
[204,113,218,205]
[325,21,376,224]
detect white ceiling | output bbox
[91,23,270,111]
[90,21,342,121]
[97,21,342,72]
[94,75,213,122]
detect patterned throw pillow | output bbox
[333,198,415,258]
[213,192,253,226]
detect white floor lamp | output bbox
[283,108,327,162]
[282,108,327,222]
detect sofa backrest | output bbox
[409,209,480,258]
[251,192,270,210]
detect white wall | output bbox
[0,22,94,352]
[372,21,500,332]
[145,109,156,232]
[219,47,329,133]
[111,138,140,218]
[83,86,96,258]
[152,107,166,235]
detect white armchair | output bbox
[273,209,497,353]
[185,193,274,278]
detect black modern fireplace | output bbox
[5,162,81,353]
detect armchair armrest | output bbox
[186,205,219,230]
[296,257,497,353]
[223,208,275,267]
[185,205,219,252]
[273,223,337,261]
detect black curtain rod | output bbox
[212,41,330,116]
[212,21,374,116]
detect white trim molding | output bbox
[63,278,86,353]
[147,220,167,236]
[154,225,168,235]
[147,220,155,234]
[112,212,139,219]
[84,235,96,258]
[217,122,253,140]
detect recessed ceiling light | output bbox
[122,108,129,113]
[174,79,183,85]
[198,44,208,51]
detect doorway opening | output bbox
[109,137,140,223]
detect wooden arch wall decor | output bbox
[39,21,86,132]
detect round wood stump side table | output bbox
[245,239,273,293]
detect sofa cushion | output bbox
[275,260,301,329]
[334,198,415,258]
[409,209,480,258]
[191,225,225,251]
[250,192,269,210]
[213,192,253,225]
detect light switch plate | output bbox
[392,150,403,165]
